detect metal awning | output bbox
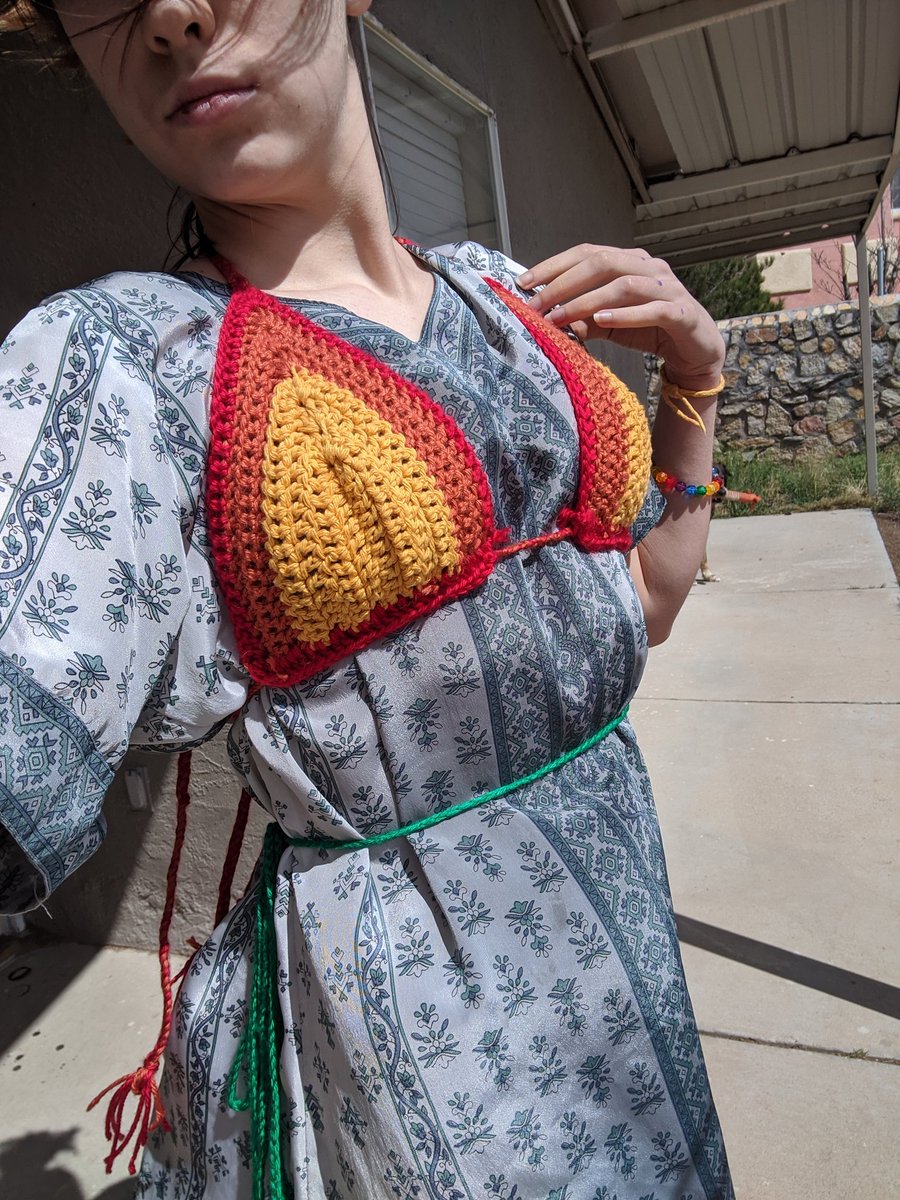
[537,0,900,268]
[536,0,900,496]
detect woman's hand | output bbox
[517,244,725,392]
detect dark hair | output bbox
[0,0,145,68]
[1,4,398,267]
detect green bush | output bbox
[676,256,781,321]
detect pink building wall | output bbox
[770,186,900,309]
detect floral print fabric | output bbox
[0,241,732,1198]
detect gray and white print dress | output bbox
[0,241,733,1199]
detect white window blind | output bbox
[365,26,508,252]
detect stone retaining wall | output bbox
[646,296,900,459]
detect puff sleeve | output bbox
[0,285,225,913]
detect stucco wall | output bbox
[0,60,177,337]
[3,4,639,951]
[758,191,900,310]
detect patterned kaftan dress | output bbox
[0,241,733,1199]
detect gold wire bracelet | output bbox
[659,368,725,434]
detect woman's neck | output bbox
[190,135,419,302]
[188,153,437,340]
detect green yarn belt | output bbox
[227,704,629,1200]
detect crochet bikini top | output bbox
[205,249,652,689]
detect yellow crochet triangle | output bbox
[260,368,460,643]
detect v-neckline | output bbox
[202,257,650,688]
[295,266,443,349]
[180,240,445,349]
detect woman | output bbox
[0,1,733,1197]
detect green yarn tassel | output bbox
[228,705,629,1198]
[226,822,289,1200]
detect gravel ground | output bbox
[875,512,900,582]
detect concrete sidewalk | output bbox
[1,509,898,1198]
[631,508,900,1198]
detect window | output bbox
[362,19,510,253]
[892,167,900,216]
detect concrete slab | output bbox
[701,508,897,594]
[633,509,900,1193]
[0,940,170,1198]
[641,509,900,705]
[702,1036,900,1200]
[2,510,898,1200]
[638,588,900,703]
[681,942,900,1061]
[630,700,900,977]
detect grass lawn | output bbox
[714,448,900,517]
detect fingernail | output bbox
[594,311,614,322]
[517,271,533,286]
[527,295,543,309]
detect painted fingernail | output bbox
[594,310,614,322]
[517,271,534,286]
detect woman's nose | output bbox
[142,0,217,55]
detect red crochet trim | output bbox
[215,787,253,927]
[206,258,640,690]
[90,254,649,1176]
[87,752,193,1175]
[484,280,632,554]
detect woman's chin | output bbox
[176,172,292,213]
[169,143,321,212]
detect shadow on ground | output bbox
[1,937,105,1062]
[0,759,160,1059]
[677,914,900,1019]
[0,1130,135,1199]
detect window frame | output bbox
[360,15,512,257]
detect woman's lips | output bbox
[170,87,257,125]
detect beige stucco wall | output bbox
[3,1,639,951]
[759,248,813,297]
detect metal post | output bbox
[856,232,879,498]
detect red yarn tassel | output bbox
[87,751,193,1175]
[215,787,253,927]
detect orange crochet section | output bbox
[486,281,651,551]
[261,367,460,644]
[207,283,497,687]
[206,256,652,688]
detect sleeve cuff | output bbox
[0,651,113,914]
[630,477,666,548]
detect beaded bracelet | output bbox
[652,465,724,497]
